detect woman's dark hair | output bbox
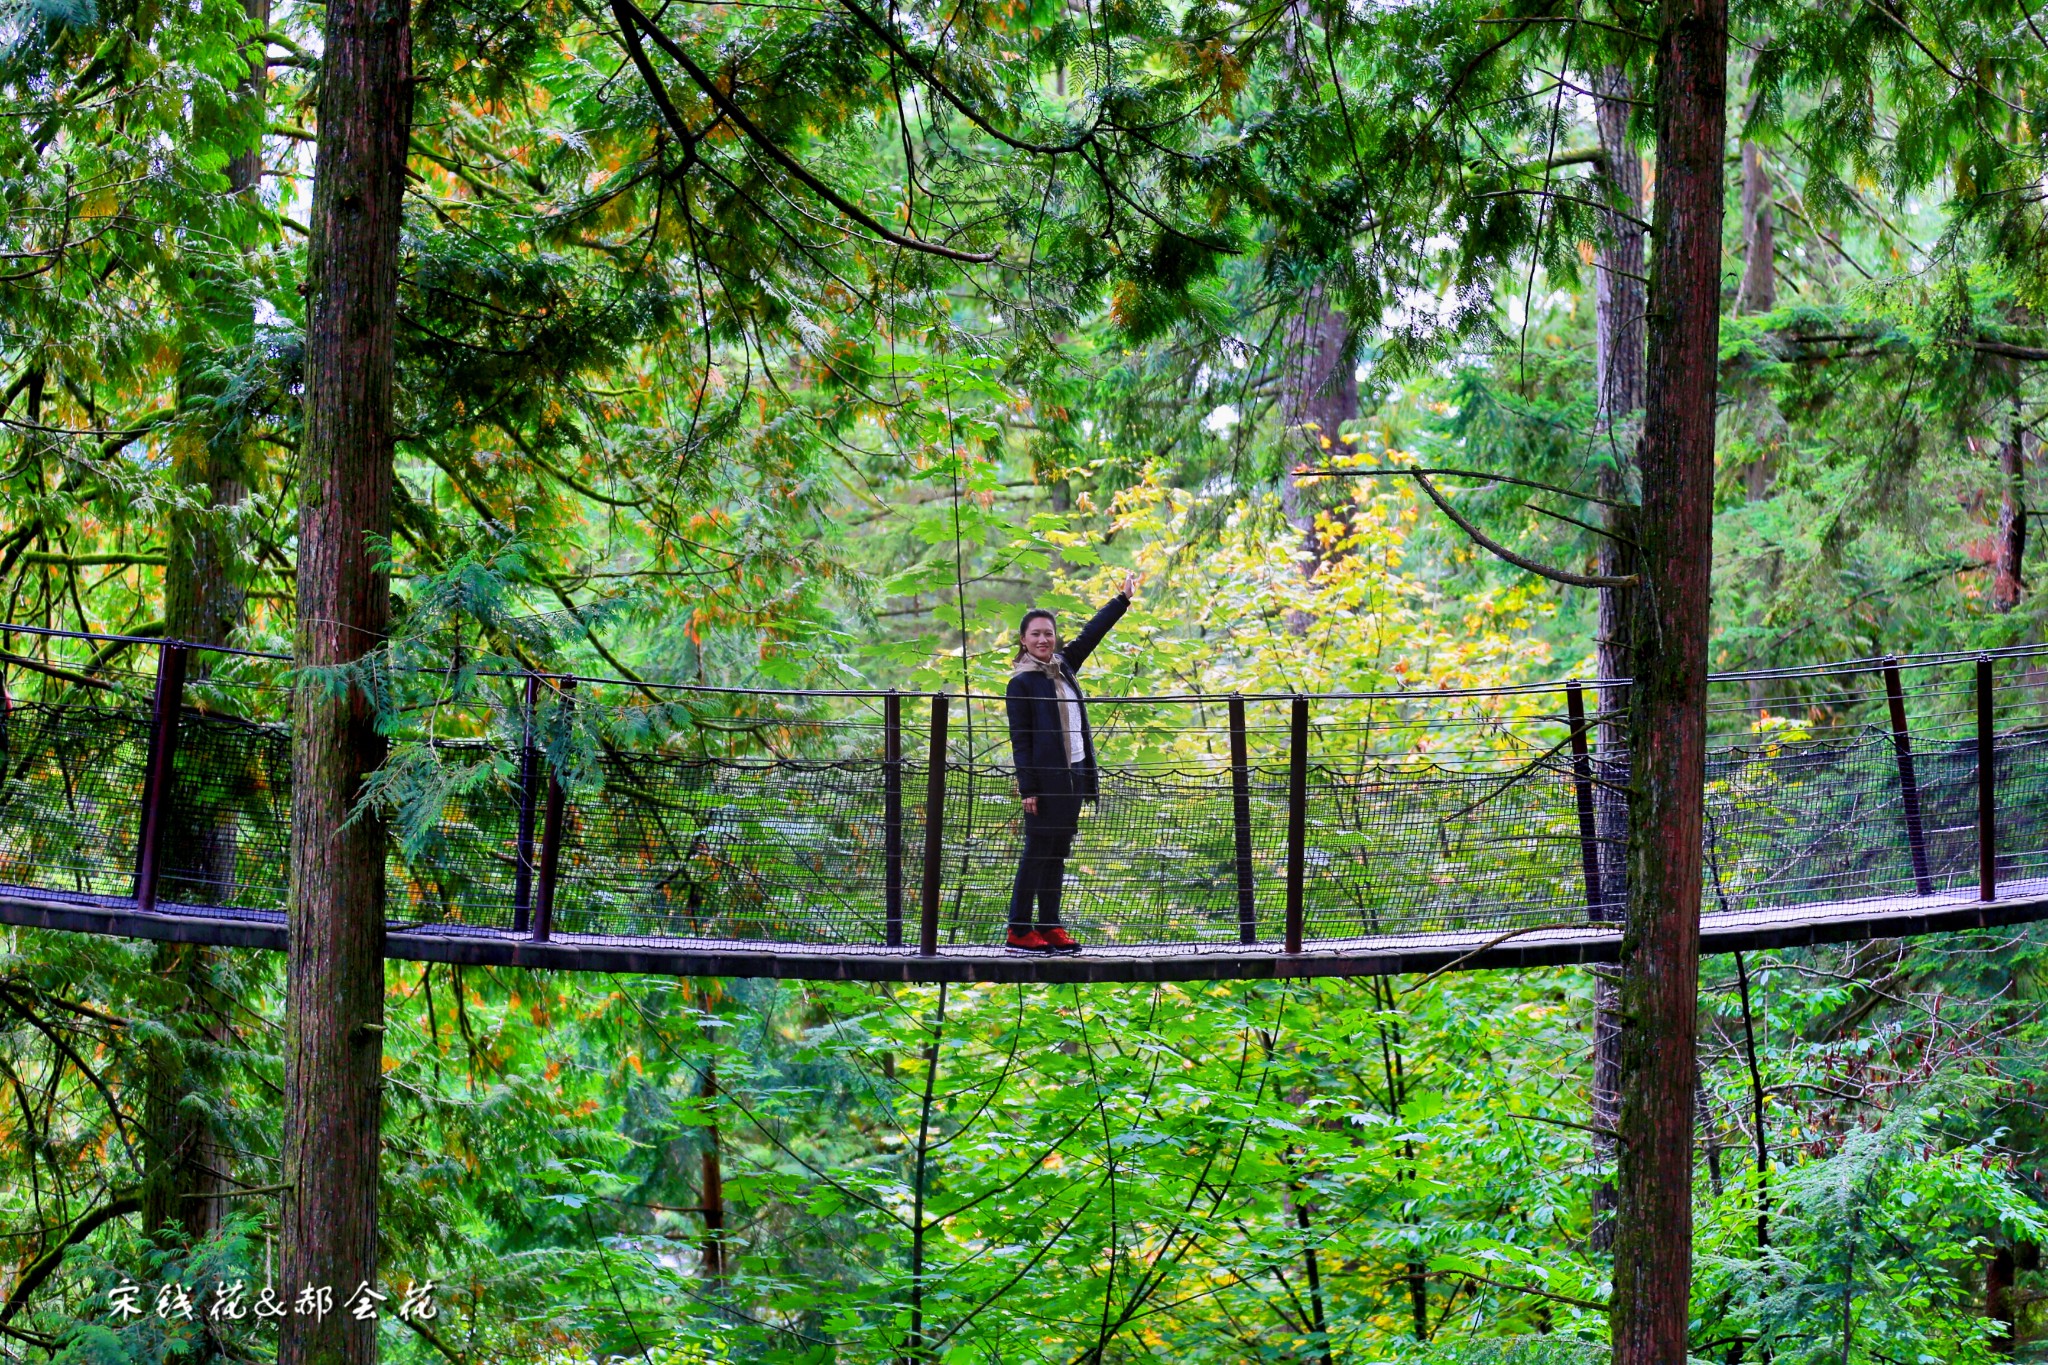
[1013,608,1059,662]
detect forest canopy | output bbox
[3,0,2048,1355]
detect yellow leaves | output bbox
[1027,461,1553,700]
[1180,38,1248,119]
[1109,280,1140,327]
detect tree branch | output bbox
[610,0,998,263]
[1965,338,2048,363]
[1407,471,1637,588]
[1298,465,1632,508]
[835,0,1098,156]
[15,552,167,569]
[1419,1267,1607,1313]
[0,1192,142,1324]
[0,650,119,692]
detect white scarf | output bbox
[1012,653,1083,765]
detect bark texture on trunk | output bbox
[1995,415,2028,612]
[143,0,266,1245]
[1988,1243,2016,1354]
[143,468,244,1241]
[1587,62,1643,1253]
[1277,0,1356,568]
[280,0,409,1353]
[1280,289,1358,564]
[1734,114,1777,519]
[1734,140,1775,315]
[1734,100,1780,710]
[1592,67,1646,444]
[701,1060,727,1280]
[166,0,265,664]
[1589,512,1635,1252]
[1610,0,1725,1357]
[140,940,227,1244]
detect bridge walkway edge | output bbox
[1,879,2045,984]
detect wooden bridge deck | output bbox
[3,878,2044,983]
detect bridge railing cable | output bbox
[0,629,2040,958]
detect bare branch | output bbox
[1406,471,1637,588]
[0,1192,142,1324]
[610,0,998,264]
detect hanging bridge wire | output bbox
[5,619,2047,701]
[942,354,977,950]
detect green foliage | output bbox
[4,0,2048,1354]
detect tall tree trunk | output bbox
[902,985,947,1364]
[1281,289,1358,569]
[1734,140,1775,316]
[142,0,266,1247]
[700,1059,727,1280]
[1734,96,1781,710]
[139,937,227,1247]
[1276,0,1358,579]
[1734,123,1776,508]
[279,0,409,1352]
[1287,1177,1336,1360]
[1588,62,1643,1254]
[1988,1243,2016,1354]
[1592,69,1647,446]
[1994,407,2028,612]
[1610,0,1725,1357]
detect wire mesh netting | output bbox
[0,697,152,899]
[0,633,2041,956]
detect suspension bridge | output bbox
[0,629,2042,983]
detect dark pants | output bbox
[1009,786,1081,931]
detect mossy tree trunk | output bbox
[1610,0,1725,1355]
[278,0,410,1352]
[1588,60,1643,1255]
[141,0,266,1250]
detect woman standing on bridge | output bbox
[1003,573,1138,952]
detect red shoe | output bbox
[1039,926,1082,953]
[1006,928,1050,951]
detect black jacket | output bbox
[1004,592,1129,799]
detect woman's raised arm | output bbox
[1061,572,1139,672]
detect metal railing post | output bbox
[1564,682,1603,919]
[1284,695,1308,956]
[1978,656,1997,903]
[884,690,904,948]
[1881,659,1933,897]
[918,693,948,956]
[134,641,190,912]
[1228,695,1257,945]
[533,676,575,942]
[511,671,541,933]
